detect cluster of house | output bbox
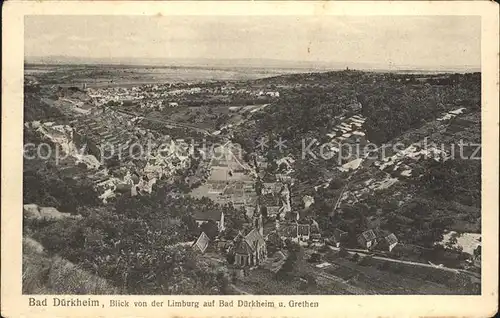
[191,168,320,268]
[85,85,183,110]
[369,142,448,179]
[347,108,471,179]
[190,200,401,272]
[364,107,469,178]
[257,91,280,98]
[144,84,280,100]
[24,76,40,86]
[268,219,322,245]
[191,208,268,268]
[96,138,195,202]
[203,84,280,98]
[71,109,138,163]
[27,121,102,171]
[320,109,473,187]
[357,228,399,252]
[259,181,292,219]
[188,155,404,272]
[157,101,179,110]
[251,155,297,221]
[323,114,369,164]
[167,87,203,95]
[58,107,198,202]
[82,81,282,117]
[191,191,319,266]
[197,143,260,214]
[86,86,146,107]
[123,99,181,111]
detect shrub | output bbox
[318,245,329,253]
[338,248,349,258]
[357,255,373,266]
[392,263,404,274]
[378,261,390,271]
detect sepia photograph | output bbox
[21,13,484,296]
[2,1,499,317]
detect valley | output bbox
[23,64,481,295]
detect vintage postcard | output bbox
[2,1,499,317]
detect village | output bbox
[187,160,481,294]
[185,129,481,294]
[84,82,280,110]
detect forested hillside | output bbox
[24,191,246,294]
[233,70,481,252]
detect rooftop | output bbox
[359,229,377,241]
[245,228,266,248]
[192,209,223,221]
[192,232,210,253]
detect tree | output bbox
[261,206,268,220]
[225,253,235,265]
[23,159,100,212]
[31,206,226,295]
[200,220,219,240]
[277,241,302,281]
[216,271,230,295]
[378,261,390,271]
[473,245,481,260]
[338,247,349,258]
[328,179,344,190]
[357,255,373,266]
[222,205,246,240]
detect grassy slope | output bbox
[23,237,119,294]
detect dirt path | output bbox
[328,246,478,276]
[311,267,369,295]
[229,284,252,295]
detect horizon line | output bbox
[24,56,481,72]
[23,64,482,74]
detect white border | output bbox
[2,2,499,317]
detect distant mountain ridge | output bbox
[24,56,480,73]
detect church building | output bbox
[233,210,267,267]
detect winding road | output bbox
[229,284,252,295]
[327,246,479,277]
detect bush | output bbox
[328,179,344,190]
[318,245,329,253]
[357,255,373,266]
[378,261,390,271]
[392,263,404,274]
[338,248,349,258]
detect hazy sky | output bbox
[25,15,480,68]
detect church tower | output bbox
[253,207,263,236]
